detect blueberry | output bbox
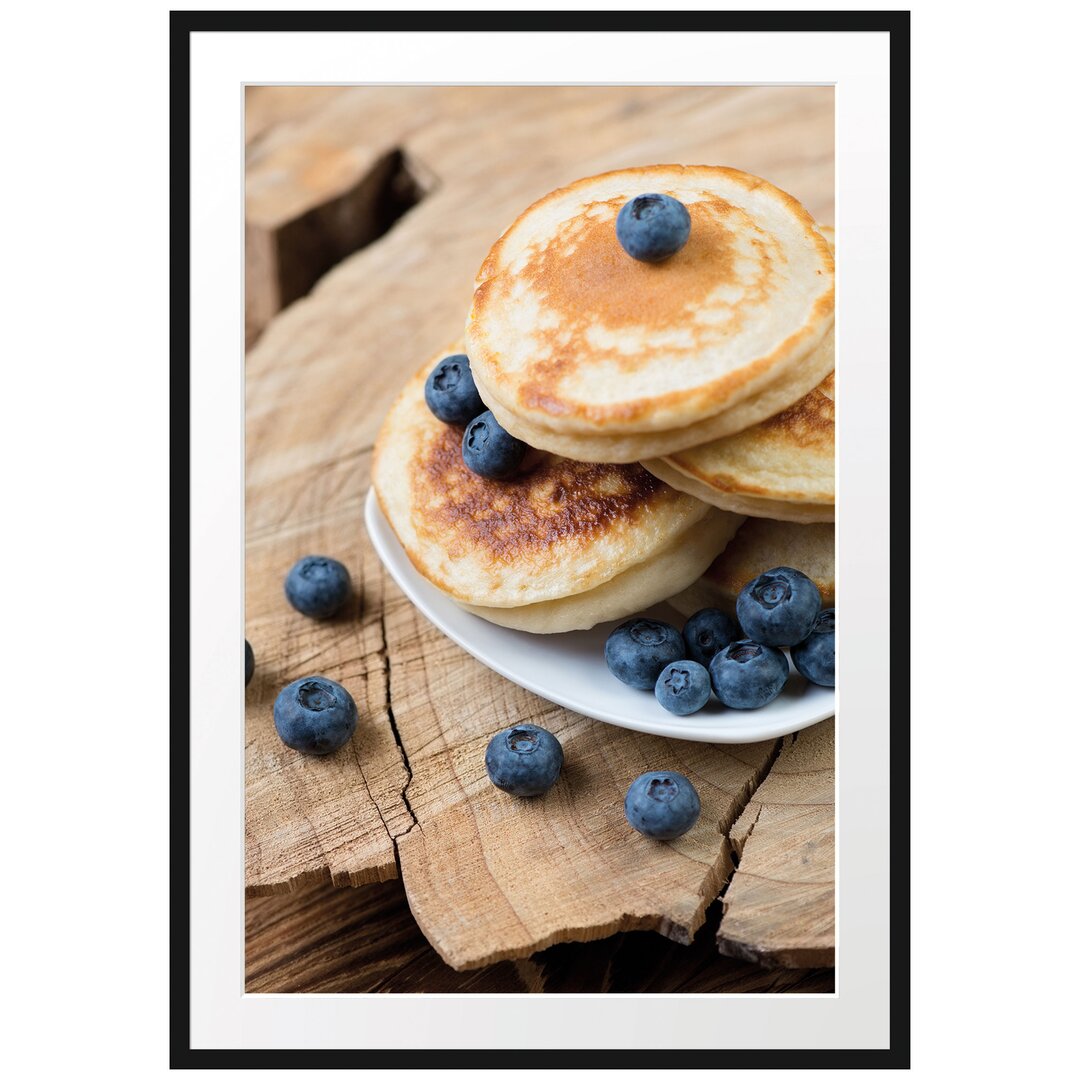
[245,639,255,686]
[605,618,686,690]
[424,353,486,425]
[615,194,691,262]
[791,608,835,687]
[484,724,563,796]
[273,676,358,756]
[624,771,700,839]
[682,608,741,667]
[735,566,822,647]
[284,555,352,619]
[709,640,790,709]
[654,660,712,715]
[462,409,527,479]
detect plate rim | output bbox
[364,488,834,744]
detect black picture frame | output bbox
[171,8,910,1069]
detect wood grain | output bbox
[389,602,781,968]
[245,450,413,893]
[245,86,351,145]
[246,877,835,994]
[717,719,835,968]
[245,84,835,968]
[245,87,436,345]
[244,84,833,345]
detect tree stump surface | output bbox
[245,84,835,974]
[717,719,836,968]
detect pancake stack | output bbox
[373,350,743,633]
[641,362,834,523]
[466,167,834,463]
[374,166,835,632]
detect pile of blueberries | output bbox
[606,566,835,716]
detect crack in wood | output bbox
[714,735,784,910]
[378,608,420,844]
[713,721,835,968]
[351,741,392,840]
[730,803,766,864]
[393,723,793,970]
[247,145,439,346]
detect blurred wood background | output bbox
[245,84,835,993]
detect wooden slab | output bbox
[246,877,835,994]
[716,718,835,968]
[245,450,414,893]
[245,86,350,145]
[245,88,437,345]
[387,575,781,967]
[245,84,835,966]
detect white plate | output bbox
[365,489,834,744]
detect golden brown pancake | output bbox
[469,224,836,463]
[466,165,834,440]
[641,457,834,523]
[644,366,834,521]
[461,509,739,633]
[667,519,835,618]
[373,347,743,629]
[644,224,835,518]
[471,324,834,463]
[662,371,833,500]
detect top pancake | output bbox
[466,165,834,437]
[372,348,713,609]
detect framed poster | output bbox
[173,8,908,1067]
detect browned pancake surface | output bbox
[666,370,835,502]
[497,198,774,418]
[373,352,712,607]
[467,166,834,435]
[414,423,670,564]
